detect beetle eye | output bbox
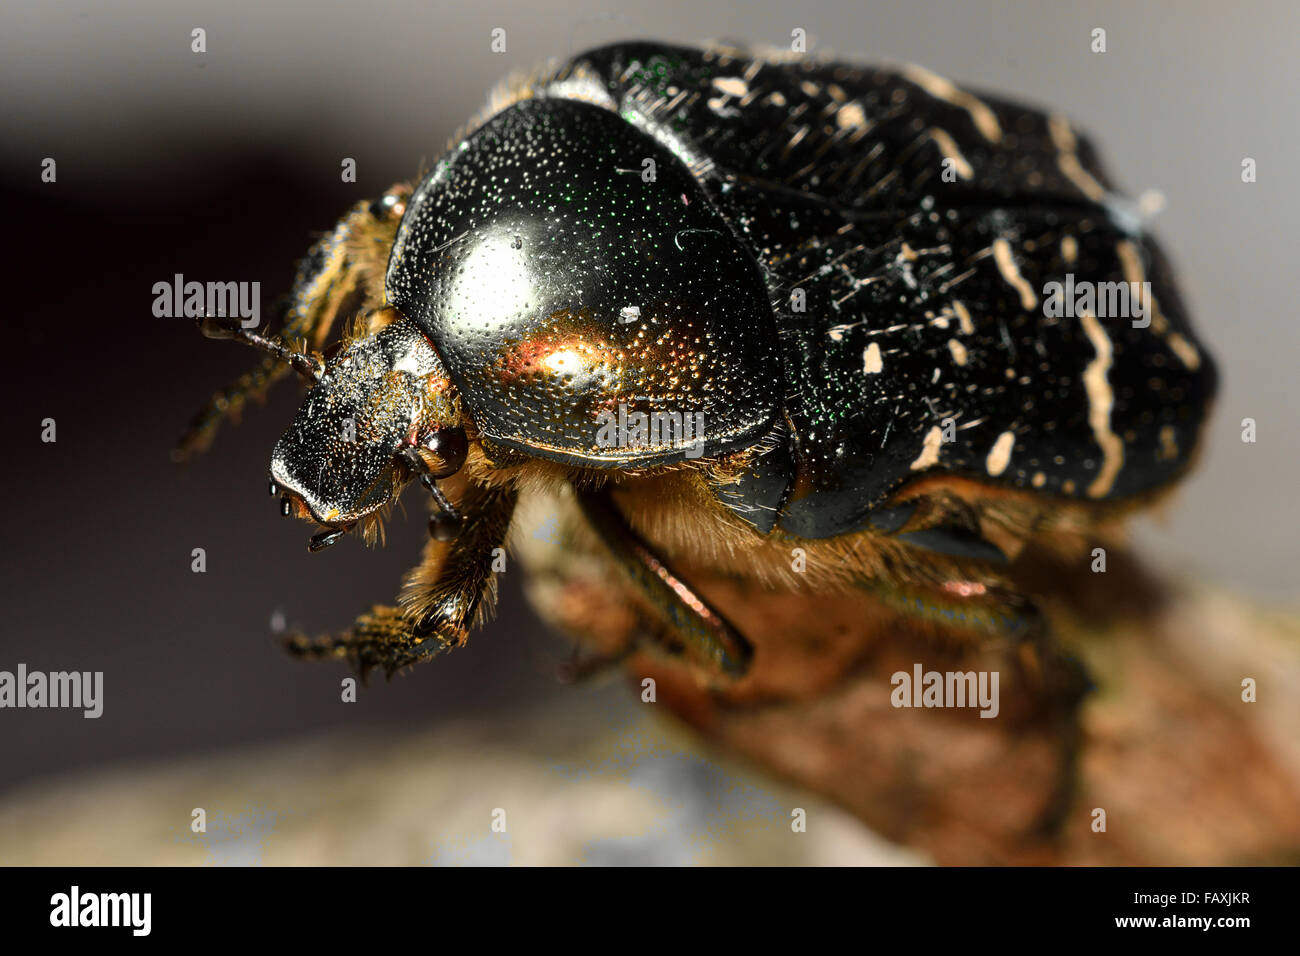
[423,426,468,479]
[368,192,405,220]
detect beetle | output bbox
[178,41,1216,689]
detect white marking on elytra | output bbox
[1078,309,1125,498]
[1167,333,1200,370]
[992,238,1038,310]
[902,65,1002,143]
[837,101,868,129]
[1114,241,1199,370]
[1116,241,1158,326]
[927,127,973,179]
[910,425,945,470]
[952,300,975,335]
[863,342,884,374]
[1061,235,1078,265]
[986,430,1015,476]
[1113,240,1160,333]
[712,76,747,97]
[1048,114,1106,201]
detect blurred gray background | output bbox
[0,0,1295,814]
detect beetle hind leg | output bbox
[1008,606,1092,837]
[857,571,1093,835]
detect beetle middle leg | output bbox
[286,482,516,678]
[518,483,754,680]
[573,487,754,678]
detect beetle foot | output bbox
[283,605,459,681]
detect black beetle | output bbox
[180,42,1217,679]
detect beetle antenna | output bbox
[421,473,462,520]
[196,312,322,384]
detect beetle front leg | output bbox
[286,483,517,678]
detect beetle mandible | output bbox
[179,42,1217,681]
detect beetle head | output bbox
[265,307,466,546]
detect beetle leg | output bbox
[173,274,352,460]
[283,604,438,678]
[285,483,516,678]
[896,525,1008,564]
[852,572,1092,835]
[554,643,635,684]
[175,188,406,461]
[172,352,293,461]
[575,487,754,678]
[172,290,354,461]
[1004,600,1092,836]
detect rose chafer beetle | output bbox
[179,42,1217,681]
